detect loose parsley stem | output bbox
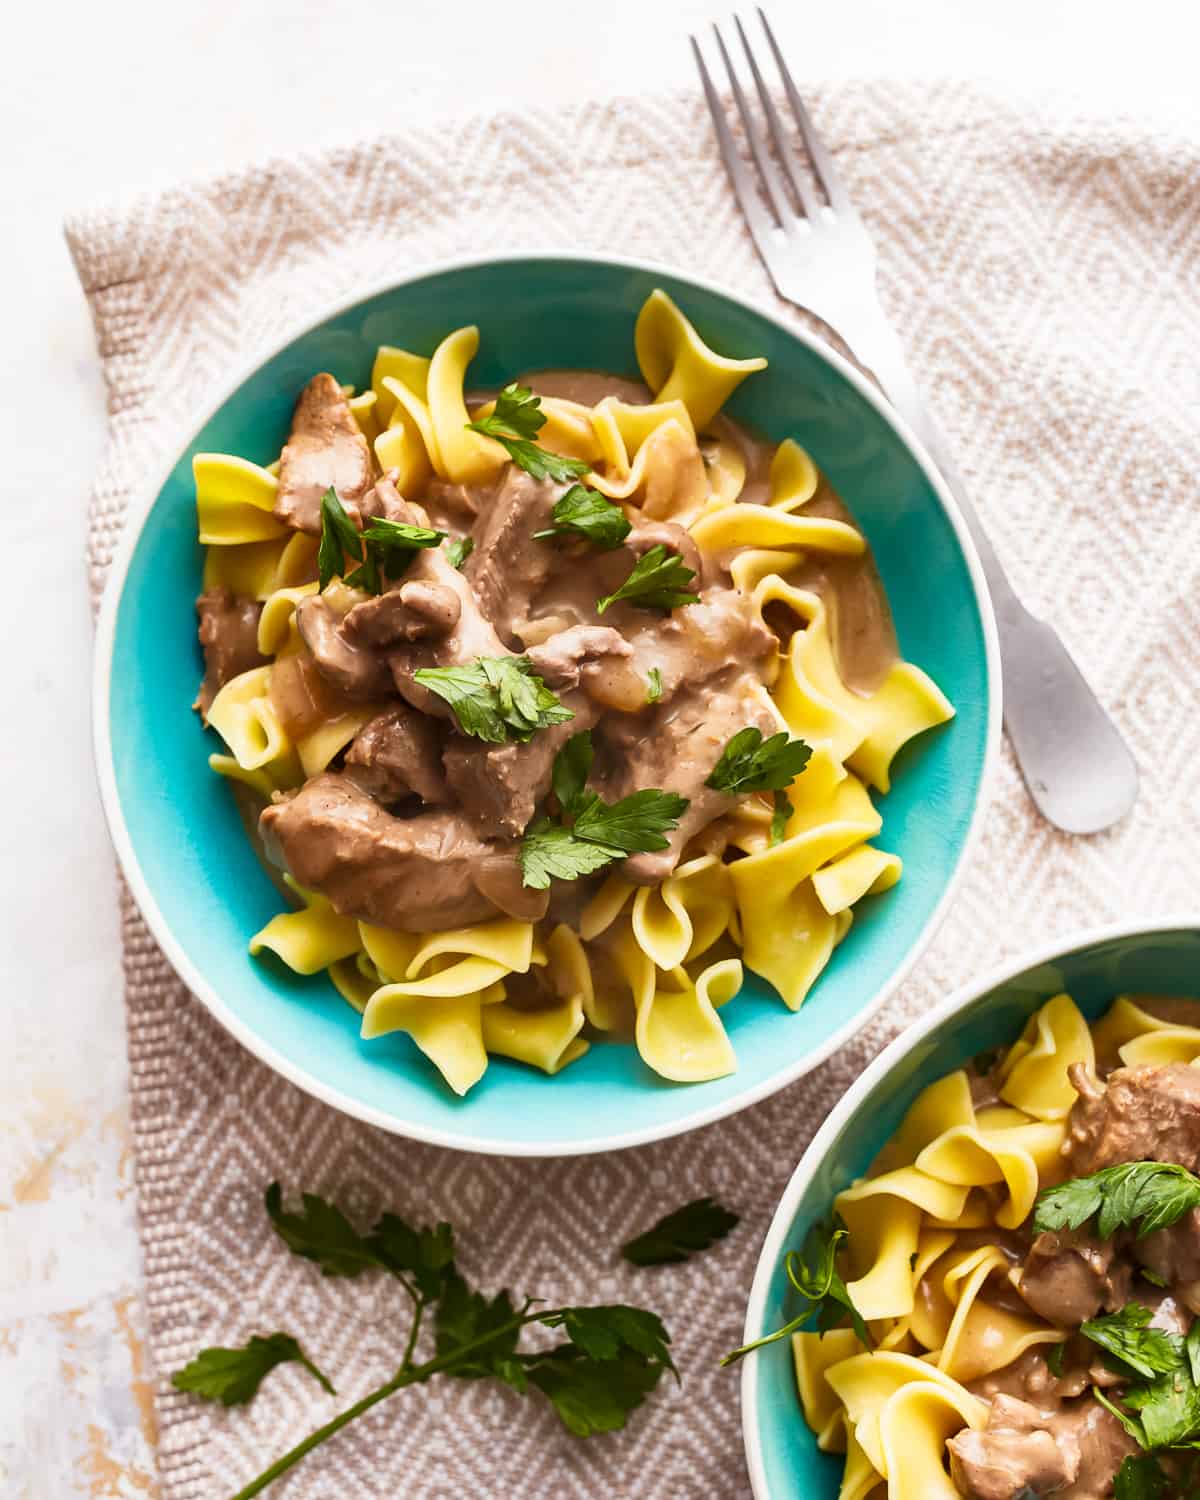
[226,1310,545,1500]
[400,1297,425,1371]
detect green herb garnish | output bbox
[533,484,632,550]
[173,1333,334,1406]
[317,488,444,593]
[645,668,663,704]
[1046,1340,1067,1377]
[1033,1161,1200,1240]
[172,1181,685,1497]
[551,728,594,816]
[467,383,590,484]
[596,544,700,614]
[1081,1304,1184,1381]
[413,656,573,745]
[721,1219,870,1365]
[445,535,474,570]
[317,488,363,590]
[1114,1453,1177,1499]
[621,1198,740,1267]
[769,791,793,846]
[1079,1304,1200,1466]
[520,732,688,890]
[706,727,813,797]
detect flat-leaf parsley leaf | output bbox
[317,488,443,593]
[467,383,590,484]
[173,1333,334,1406]
[1034,1161,1200,1241]
[621,1197,740,1267]
[413,656,573,744]
[596,544,699,614]
[519,735,687,890]
[707,727,813,796]
[533,484,632,549]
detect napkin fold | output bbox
[68,79,1200,1498]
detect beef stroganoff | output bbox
[747,993,1200,1498]
[192,291,952,1094]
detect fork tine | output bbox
[733,14,819,220]
[757,7,850,211]
[710,21,792,227]
[689,35,778,251]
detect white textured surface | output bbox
[3,2,1198,1496]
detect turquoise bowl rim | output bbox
[91,250,1001,1157]
[739,915,1200,1496]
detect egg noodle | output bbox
[195,292,952,1094]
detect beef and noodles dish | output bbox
[192,291,952,1094]
[769,992,1200,1499]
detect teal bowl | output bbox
[93,253,999,1155]
[741,919,1200,1496]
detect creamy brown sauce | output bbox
[523,369,653,407]
[198,367,906,938]
[528,373,898,695]
[228,781,291,899]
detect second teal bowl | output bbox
[741,919,1200,1497]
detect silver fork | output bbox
[692,11,1139,835]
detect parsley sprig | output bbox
[1033,1161,1200,1240]
[596,544,700,614]
[172,1182,681,1498]
[413,656,573,744]
[1078,1302,1200,1473]
[467,383,590,484]
[721,1219,870,1366]
[519,732,688,890]
[318,488,444,593]
[1116,1451,1200,1498]
[706,727,813,797]
[445,535,474,570]
[621,1198,740,1267]
[174,1333,334,1406]
[1081,1304,1186,1382]
[533,484,632,550]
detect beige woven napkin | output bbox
[67,79,1200,1498]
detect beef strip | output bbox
[442,627,632,838]
[274,373,374,534]
[948,1393,1136,1500]
[617,586,773,710]
[526,625,634,692]
[1064,1060,1200,1174]
[193,588,266,718]
[464,465,564,645]
[294,596,394,699]
[1017,1230,1131,1327]
[296,478,508,710]
[260,772,547,931]
[1135,1207,1200,1312]
[344,707,448,805]
[344,581,462,648]
[948,1396,1075,1500]
[420,477,480,529]
[602,666,779,885]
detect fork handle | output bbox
[827,304,1138,835]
